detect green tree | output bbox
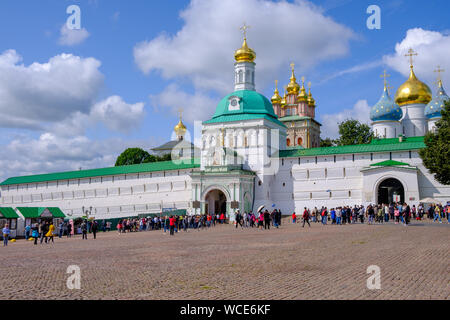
[419,101,450,185]
[115,148,155,166]
[320,137,336,147]
[335,119,373,146]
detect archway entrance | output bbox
[205,189,227,215]
[377,178,405,205]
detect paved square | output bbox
[0,221,449,300]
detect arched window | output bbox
[287,138,291,146]
[238,70,243,83]
[297,137,302,146]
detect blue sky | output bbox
[0,0,449,180]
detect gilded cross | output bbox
[275,79,278,90]
[290,62,295,72]
[308,81,311,89]
[240,23,250,39]
[380,70,390,87]
[302,76,305,85]
[178,108,183,120]
[434,65,445,81]
[405,48,417,67]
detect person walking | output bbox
[302,208,311,227]
[292,212,297,224]
[263,210,271,230]
[40,222,49,244]
[58,221,64,238]
[31,223,39,245]
[81,221,88,240]
[394,207,400,224]
[2,224,10,247]
[46,222,55,244]
[336,207,342,225]
[67,222,72,238]
[91,221,98,239]
[169,215,176,236]
[433,204,442,223]
[25,224,31,240]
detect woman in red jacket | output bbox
[292,212,297,224]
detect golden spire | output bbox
[380,70,391,94]
[174,109,187,140]
[434,65,445,88]
[307,81,315,106]
[280,85,287,106]
[395,49,432,106]
[234,23,256,63]
[286,62,300,95]
[271,79,282,104]
[405,48,417,69]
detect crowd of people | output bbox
[2,202,449,246]
[289,202,450,226]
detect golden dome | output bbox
[234,38,256,63]
[271,83,282,105]
[395,67,432,106]
[174,117,187,138]
[286,63,300,95]
[298,77,308,102]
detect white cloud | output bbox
[383,28,450,89]
[0,133,159,181]
[150,84,217,123]
[319,99,371,139]
[134,0,355,95]
[0,50,103,128]
[58,24,90,46]
[90,96,146,133]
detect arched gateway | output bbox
[377,178,405,204]
[204,189,227,215]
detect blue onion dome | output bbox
[370,85,403,122]
[425,80,449,119]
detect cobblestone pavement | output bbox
[0,220,449,300]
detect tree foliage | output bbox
[115,148,171,166]
[419,101,450,185]
[334,119,373,146]
[320,138,336,147]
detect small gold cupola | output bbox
[174,111,187,141]
[307,82,316,106]
[286,62,300,95]
[271,80,282,104]
[234,24,256,63]
[298,76,308,102]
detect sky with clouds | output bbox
[0,0,449,181]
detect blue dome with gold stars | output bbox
[370,86,403,122]
[425,80,449,119]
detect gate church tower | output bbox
[191,26,287,218]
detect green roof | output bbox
[279,115,322,125]
[204,90,286,127]
[370,160,411,167]
[16,207,65,218]
[279,136,425,158]
[1,159,200,186]
[0,207,19,219]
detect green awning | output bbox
[0,207,19,219]
[47,207,66,218]
[16,207,65,218]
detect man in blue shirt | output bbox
[2,224,11,246]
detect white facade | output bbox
[234,61,256,91]
[1,169,196,219]
[400,103,428,137]
[372,121,402,139]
